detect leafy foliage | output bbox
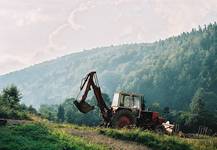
[1,85,21,109]
[0,85,31,119]
[187,88,217,132]
[38,104,58,121]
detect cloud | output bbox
[1,0,217,75]
[119,25,148,42]
[0,8,51,27]
[48,0,96,51]
[150,0,217,37]
[16,8,51,27]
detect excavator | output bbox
[74,71,172,131]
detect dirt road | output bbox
[68,128,151,150]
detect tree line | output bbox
[39,93,110,126]
[149,88,217,133]
[40,88,217,133]
[1,85,216,134]
[0,85,37,119]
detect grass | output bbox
[0,123,106,150]
[98,128,217,150]
[1,119,216,150]
[181,136,217,150]
[50,122,217,150]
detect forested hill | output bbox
[0,23,216,109]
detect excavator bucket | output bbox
[73,100,94,113]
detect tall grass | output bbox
[181,136,217,150]
[99,128,192,150]
[99,128,217,150]
[0,123,106,150]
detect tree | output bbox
[189,88,207,130]
[28,105,37,114]
[102,93,111,106]
[180,88,217,132]
[149,102,162,113]
[2,85,22,109]
[20,103,28,111]
[190,88,205,114]
[66,109,74,123]
[90,93,111,108]
[163,107,170,114]
[0,85,31,120]
[39,104,58,121]
[48,112,55,121]
[57,105,65,122]
[0,93,3,105]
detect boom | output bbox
[74,71,112,122]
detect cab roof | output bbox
[115,91,144,97]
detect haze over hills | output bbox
[0,23,216,109]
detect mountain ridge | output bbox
[0,23,216,110]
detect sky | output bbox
[0,0,217,75]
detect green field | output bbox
[99,128,217,150]
[0,123,106,150]
[0,121,216,150]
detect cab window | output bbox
[133,96,140,108]
[111,93,120,107]
[124,96,131,107]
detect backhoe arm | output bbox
[74,71,111,122]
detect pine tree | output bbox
[189,88,207,129]
[57,105,65,122]
[66,109,74,123]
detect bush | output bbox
[0,106,29,120]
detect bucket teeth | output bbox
[73,100,94,113]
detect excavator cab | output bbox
[111,92,145,110]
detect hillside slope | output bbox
[1,120,216,150]
[0,23,216,109]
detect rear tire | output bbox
[110,109,136,128]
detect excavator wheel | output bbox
[110,109,136,128]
